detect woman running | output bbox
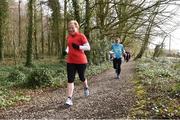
[65,20,90,106]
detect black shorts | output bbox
[67,63,87,83]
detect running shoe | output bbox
[84,87,90,97]
[65,97,73,106]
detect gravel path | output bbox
[0,61,136,119]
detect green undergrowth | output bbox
[0,88,31,109]
[129,57,180,119]
[0,61,111,109]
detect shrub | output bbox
[155,68,173,78]
[7,70,26,83]
[15,65,33,75]
[141,57,155,63]
[27,68,53,88]
[170,83,180,98]
[173,63,180,71]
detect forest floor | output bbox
[0,61,136,119]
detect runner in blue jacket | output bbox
[111,37,125,79]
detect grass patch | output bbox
[129,57,180,119]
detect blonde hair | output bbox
[68,20,80,29]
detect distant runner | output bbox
[110,37,125,79]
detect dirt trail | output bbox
[0,61,136,119]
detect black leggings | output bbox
[67,63,87,83]
[113,58,122,75]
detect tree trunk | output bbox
[40,2,44,58]
[0,21,4,61]
[25,0,34,67]
[62,0,67,58]
[18,0,22,58]
[46,14,51,56]
[84,0,91,63]
[152,35,166,59]
[72,0,80,23]
[84,0,90,40]
[13,36,17,65]
[134,1,160,60]
[34,1,38,60]
[48,0,61,58]
[0,0,8,61]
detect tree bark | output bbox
[40,2,44,58]
[34,1,38,60]
[25,0,34,67]
[48,0,61,58]
[0,0,8,61]
[18,0,21,47]
[18,0,23,58]
[62,0,67,58]
[72,0,80,23]
[84,0,91,62]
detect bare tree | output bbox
[134,1,160,60]
[18,0,21,47]
[61,0,67,58]
[25,0,35,67]
[72,0,80,23]
[34,1,38,60]
[0,0,8,61]
[40,1,44,58]
[48,0,62,57]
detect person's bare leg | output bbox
[67,82,74,97]
[83,79,88,88]
[65,82,74,106]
